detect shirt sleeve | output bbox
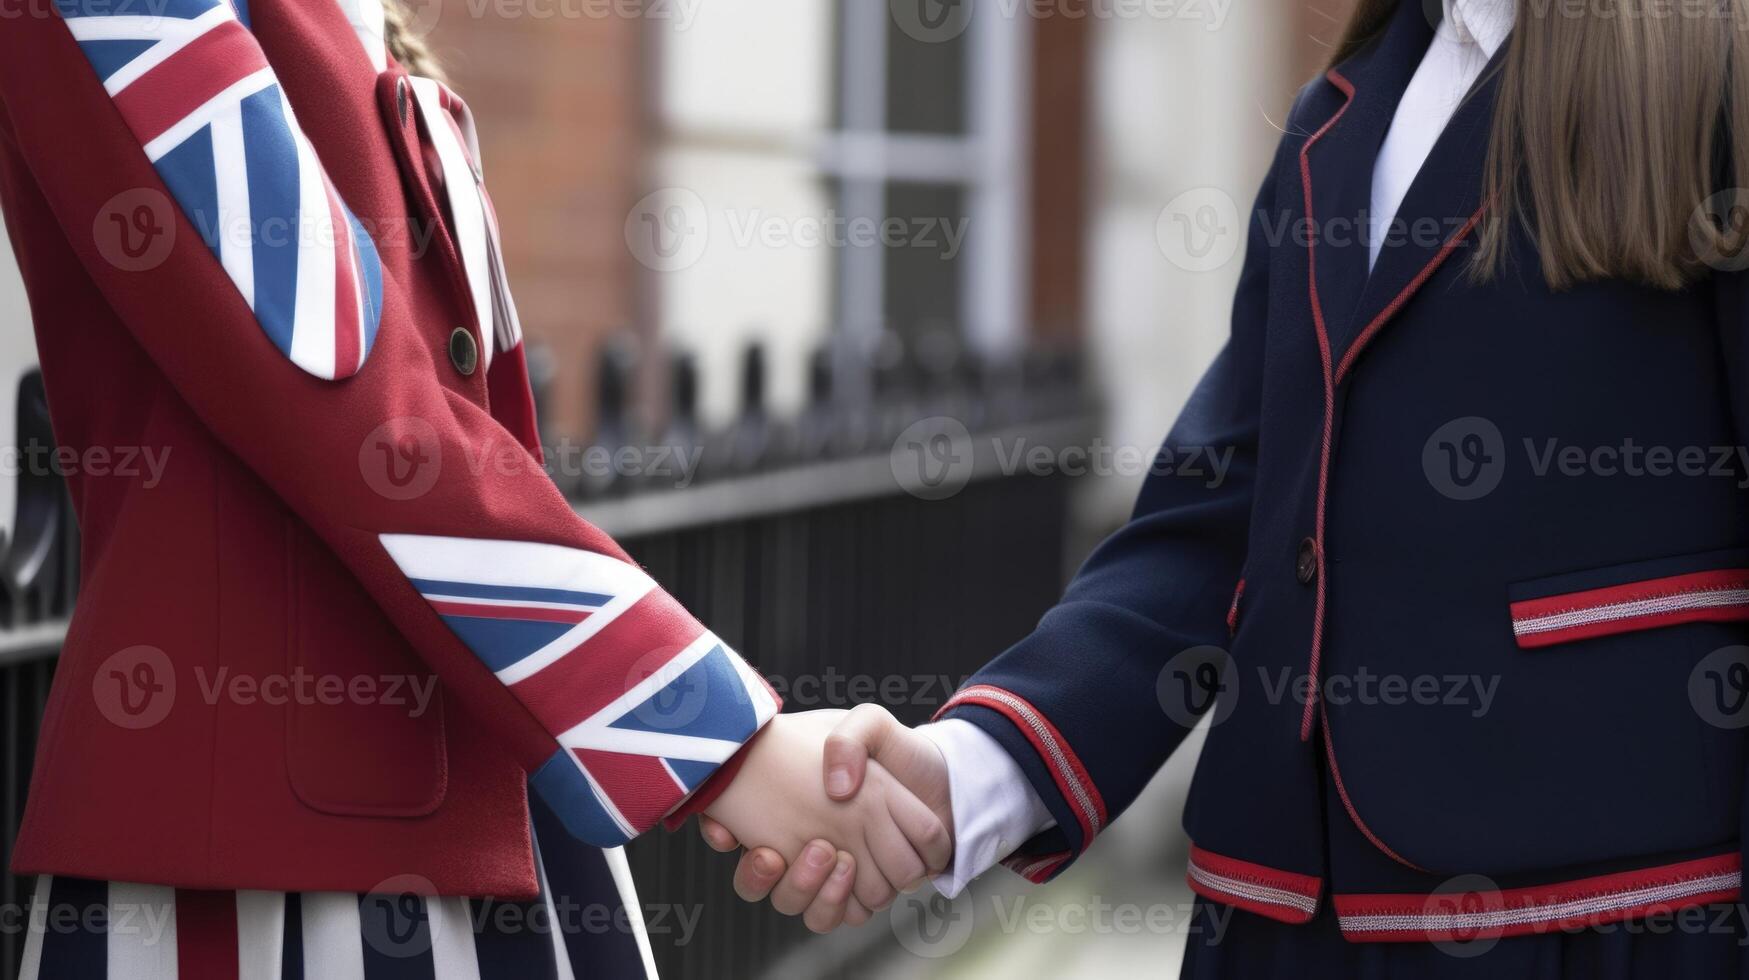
[917,719,1056,898]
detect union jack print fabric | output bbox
[380,534,778,846]
[54,0,385,380]
[405,75,523,363]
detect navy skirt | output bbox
[1181,899,1749,979]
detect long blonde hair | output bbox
[382,0,445,81]
[1334,0,1749,290]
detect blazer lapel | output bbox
[1299,0,1435,365]
[1332,21,1508,384]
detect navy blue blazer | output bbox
[940,0,1749,942]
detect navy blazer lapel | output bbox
[1333,18,1508,384]
[1299,0,1436,370]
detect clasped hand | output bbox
[699,706,953,932]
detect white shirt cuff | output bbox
[916,718,1057,898]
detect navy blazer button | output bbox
[449,328,479,376]
[1296,537,1318,585]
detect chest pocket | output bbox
[1507,547,1749,649]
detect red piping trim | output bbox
[1333,207,1486,383]
[1186,844,1322,924]
[1296,68,1488,740]
[1334,852,1741,943]
[937,685,1108,845]
[1320,701,1426,872]
[1003,851,1072,884]
[1510,569,1749,649]
[1296,67,1355,740]
[1226,577,1246,637]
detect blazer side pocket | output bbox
[285,521,449,817]
[1508,548,1749,650]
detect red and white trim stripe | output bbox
[1511,569,1749,649]
[1186,846,1321,925]
[1002,851,1073,884]
[937,685,1107,845]
[1335,853,1741,942]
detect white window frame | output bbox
[822,2,1033,363]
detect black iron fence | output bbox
[0,341,1094,980]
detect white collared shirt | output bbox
[1370,0,1514,267]
[921,0,1518,900]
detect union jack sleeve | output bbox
[4,0,780,852]
[52,0,384,381]
[381,534,780,846]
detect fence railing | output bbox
[0,341,1094,980]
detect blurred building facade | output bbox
[426,0,1357,517]
[420,0,650,441]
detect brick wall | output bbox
[422,0,648,442]
[414,0,1356,440]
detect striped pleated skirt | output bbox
[18,803,657,979]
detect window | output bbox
[648,1,1031,422]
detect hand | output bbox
[698,819,874,932]
[701,710,952,925]
[703,705,954,931]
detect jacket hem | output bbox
[1331,852,1741,943]
[1186,844,1321,924]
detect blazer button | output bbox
[1295,537,1319,585]
[449,328,479,376]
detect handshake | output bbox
[697,707,953,933]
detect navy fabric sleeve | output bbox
[937,134,1286,883]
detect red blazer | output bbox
[0,0,775,896]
